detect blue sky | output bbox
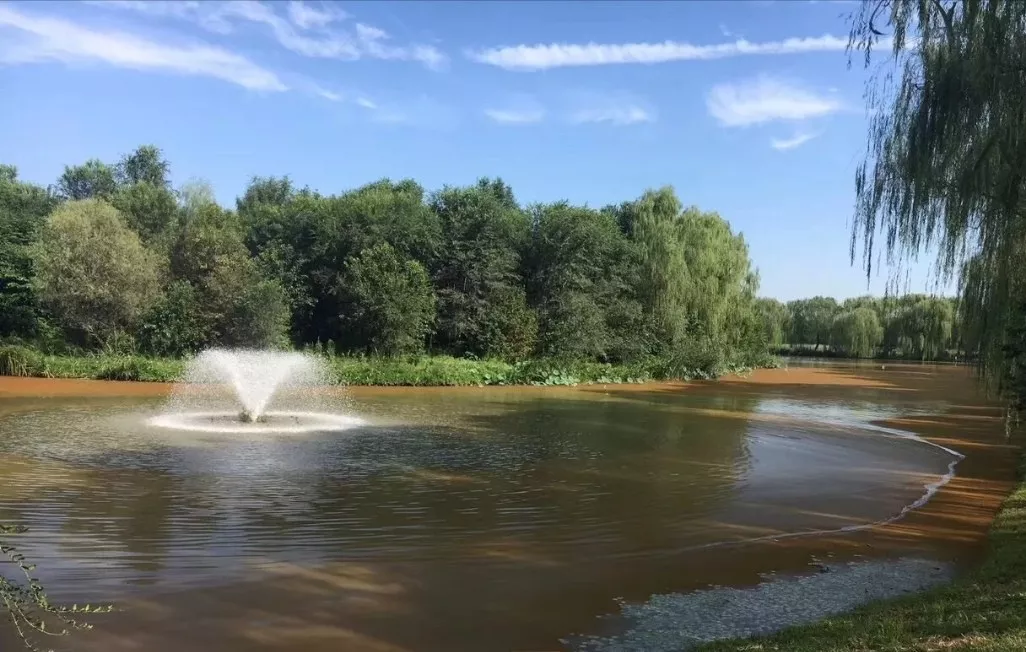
[0,0,951,301]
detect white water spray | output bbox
[148,349,366,433]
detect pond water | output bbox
[0,364,1011,651]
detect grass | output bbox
[698,456,1026,652]
[0,344,770,387]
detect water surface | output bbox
[0,364,1010,651]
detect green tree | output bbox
[525,202,633,360]
[755,298,789,348]
[117,145,170,187]
[626,187,689,347]
[338,242,436,356]
[56,159,118,201]
[169,200,288,348]
[885,297,954,360]
[429,180,532,358]
[111,181,178,244]
[136,280,208,356]
[677,207,760,351]
[31,199,161,346]
[787,297,839,350]
[830,307,884,358]
[849,0,1026,407]
[0,167,56,338]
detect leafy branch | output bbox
[0,524,112,652]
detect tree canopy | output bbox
[1,144,963,370]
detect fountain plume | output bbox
[149,348,364,433]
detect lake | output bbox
[0,363,1017,651]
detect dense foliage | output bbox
[757,294,960,360]
[848,0,1026,413]
[0,147,779,375]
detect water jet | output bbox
[148,349,366,433]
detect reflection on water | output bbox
[0,365,993,651]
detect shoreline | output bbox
[696,453,1026,651]
[569,367,1022,650]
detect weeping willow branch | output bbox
[0,524,112,652]
[848,0,1026,417]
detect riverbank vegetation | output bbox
[0,345,744,387]
[1,149,781,383]
[2,149,969,385]
[758,294,961,361]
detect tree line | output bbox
[1,146,776,372]
[757,294,961,360]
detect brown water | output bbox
[0,364,1017,651]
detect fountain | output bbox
[148,349,366,433]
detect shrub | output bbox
[0,344,41,376]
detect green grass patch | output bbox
[699,456,1026,652]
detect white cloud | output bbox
[356,97,378,110]
[313,86,343,102]
[706,76,843,127]
[467,34,849,71]
[570,104,653,126]
[287,1,343,30]
[0,4,287,91]
[92,0,446,69]
[484,108,544,124]
[770,132,820,150]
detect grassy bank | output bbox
[699,456,1026,652]
[0,344,770,387]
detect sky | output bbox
[0,0,954,301]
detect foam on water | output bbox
[147,410,367,434]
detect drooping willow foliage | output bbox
[0,525,111,652]
[849,0,1026,412]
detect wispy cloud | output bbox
[312,86,343,102]
[355,97,378,110]
[570,104,653,126]
[484,108,545,125]
[287,1,344,30]
[770,132,820,150]
[0,4,287,91]
[706,76,843,127]
[92,0,447,69]
[467,34,849,71]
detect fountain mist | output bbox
[148,348,365,433]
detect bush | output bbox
[137,281,209,357]
[0,344,41,376]
[31,199,162,347]
[93,356,182,382]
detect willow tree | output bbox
[830,307,884,359]
[849,0,1026,412]
[629,187,690,348]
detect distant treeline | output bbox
[0,145,782,376]
[756,295,961,361]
